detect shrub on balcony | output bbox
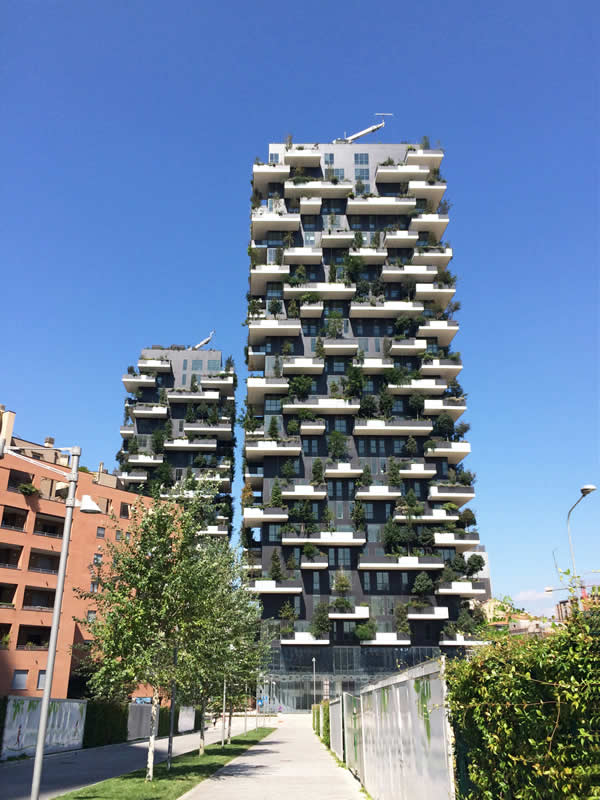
[444,502,459,515]
[404,436,418,457]
[18,483,39,496]
[327,430,347,461]
[355,620,377,641]
[270,479,283,508]
[344,366,365,398]
[321,506,334,531]
[453,421,470,441]
[287,418,300,435]
[268,416,280,441]
[358,464,373,488]
[450,553,468,576]
[269,550,284,582]
[378,386,393,419]
[287,300,299,319]
[408,394,425,419]
[387,458,402,487]
[332,570,351,595]
[433,411,456,440]
[311,458,324,485]
[315,337,326,359]
[351,499,366,531]
[303,542,319,560]
[268,299,282,317]
[394,603,410,635]
[280,460,297,482]
[332,597,353,613]
[324,311,343,339]
[358,394,377,418]
[457,508,477,529]
[412,571,434,596]
[418,528,435,548]
[310,602,331,639]
[457,468,476,486]
[465,554,485,578]
[289,375,313,400]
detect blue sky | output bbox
[1,0,597,616]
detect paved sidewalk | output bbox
[2,715,251,800]
[183,714,363,800]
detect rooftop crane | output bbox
[333,113,393,144]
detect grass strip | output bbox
[55,727,275,800]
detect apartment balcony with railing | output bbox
[137,358,172,373]
[245,438,302,459]
[121,373,156,393]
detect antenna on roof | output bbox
[334,113,393,144]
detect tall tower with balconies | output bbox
[242,135,491,709]
[117,345,236,535]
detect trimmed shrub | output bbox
[321,700,330,747]
[83,700,128,748]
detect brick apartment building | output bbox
[0,407,145,698]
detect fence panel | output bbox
[329,697,343,761]
[343,693,364,779]
[1,696,87,760]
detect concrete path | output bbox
[1,715,251,800]
[183,714,363,800]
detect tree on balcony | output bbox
[268,299,282,317]
[238,402,260,432]
[433,412,454,440]
[408,394,425,419]
[344,365,364,398]
[387,457,402,487]
[453,421,470,441]
[332,570,351,596]
[378,386,393,419]
[289,500,316,535]
[355,620,377,641]
[287,300,299,319]
[287,418,299,435]
[395,603,410,635]
[412,571,434,597]
[268,416,280,441]
[404,436,418,458]
[241,482,254,507]
[327,430,348,461]
[269,550,284,582]
[358,464,373,488]
[289,375,312,400]
[358,394,378,418]
[322,506,334,531]
[325,310,343,338]
[310,602,330,639]
[351,499,366,532]
[465,554,485,578]
[396,488,423,527]
[279,599,297,637]
[311,458,324,485]
[457,508,477,530]
[280,459,297,484]
[270,479,283,508]
[315,337,326,359]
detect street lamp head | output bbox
[580,485,596,497]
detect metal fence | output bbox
[329,697,344,761]
[331,660,455,800]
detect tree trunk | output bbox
[198,699,206,756]
[227,702,233,744]
[146,686,160,781]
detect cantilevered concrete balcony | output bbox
[299,196,322,214]
[320,230,355,248]
[247,347,266,371]
[183,423,232,440]
[424,398,467,420]
[434,531,480,552]
[414,283,455,307]
[245,438,302,459]
[328,605,370,621]
[167,390,220,403]
[358,555,444,571]
[428,484,475,507]
[283,282,355,300]
[324,462,364,479]
[250,209,301,240]
[384,230,419,249]
[197,525,229,537]
[409,214,449,241]
[360,632,411,646]
[381,265,438,282]
[244,466,264,488]
[248,319,302,344]
[130,404,168,419]
[439,633,488,647]
[404,149,444,169]
[355,484,403,501]
[388,338,427,356]
[349,300,424,318]
[353,419,433,436]
[417,320,459,346]
[252,163,290,190]
[283,247,323,264]
[300,556,328,570]
[299,302,324,318]
[420,358,463,378]
[407,180,447,209]
[246,579,303,594]
[282,357,325,375]
[396,460,437,479]
[407,605,449,621]
[436,581,487,598]
[247,377,289,404]
[284,150,322,167]
[281,632,329,645]
[411,247,453,267]
[387,378,447,395]
[322,339,359,356]
[282,397,360,415]
[281,484,327,501]
[300,420,326,435]
[394,507,459,525]
[250,264,290,293]
[281,530,366,546]
[349,248,388,264]
[200,374,235,396]
[119,425,135,438]
[284,179,353,199]
[425,440,470,465]
[116,470,148,484]
[354,357,394,374]
[122,374,156,393]
[137,358,172,373]
[375,164,430,182]
[243,507,289,525]
[346,197,416,215]
[127,453,164,466]
[164,438,217,451]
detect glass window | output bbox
[374,339,381,353]
[311,337,316,353]
[96,527,105,539]
[336,502,344,520]
[90,581,99,593]
[357,439,366,456]
[363,572,371,592]
[87,610,97,622]
[181,373,187,385]
[265,397,282,412]
[192,359,203,371]
[93,553,102,566]
[269,152,279,164]
[207,359,221,371]
[11,670,28,690]
[37,670,46,690]
[354,153,369,165]
[312,572,320,592]
[266,282,283,300]
[324,153,334,165]
[339,548,351,568]
[367,524,380,543]
[115,530,122,541]
[267,247,278,264]
[267,525,281,543]
[119,504,130,519]
[355,168,369,181]
[304,215,317,231]
[365,379,374,393]
[376,572,390,591]
[333,360,345,374]
[358,337,368,353]
[334,419,346,434]
[304,231,316,246]
[365,503,374,521]
[333,168,345,180]
[183,359,188,370]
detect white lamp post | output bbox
[567,485,596,596]
[0,445,102,800]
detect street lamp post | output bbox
[312,657,316,708]
[0,445,103,800]
[567,485,596,596]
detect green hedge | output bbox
[83,700,128,748]
[321,700,330,748]
[312,703,320,736]
[0,697,7,753]
[158,705,181,737]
